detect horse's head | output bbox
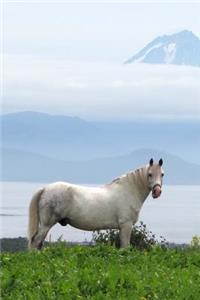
[147,158,164,199]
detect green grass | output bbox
[1,244,200,300]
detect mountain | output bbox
[125,30,200,67]
[2,148,200,184]
[1,111,200,164]
[0,111,102,160]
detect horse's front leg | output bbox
[119,221,132,248]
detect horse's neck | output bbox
[130,166,150,202]
[109,166,150,202]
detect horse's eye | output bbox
[161,173,164,177]
[148,174,152,177]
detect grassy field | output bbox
[1,244,200,300]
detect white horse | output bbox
[28,158,164,249]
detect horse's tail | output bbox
[28,188,44,249]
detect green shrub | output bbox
[191,236,200,249]
[92,222,167,250]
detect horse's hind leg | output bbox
[31,224,51,250]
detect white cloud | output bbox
[2,54,200,120]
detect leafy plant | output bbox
[93,221,167,250]
[191,236,200,249]
[1,244,200,299]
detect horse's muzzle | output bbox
[152,184,162,198]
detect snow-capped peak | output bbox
[164,43,176,64]
[125,30,200,67]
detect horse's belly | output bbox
[69,221,119,231]
[59,190,118,230]
[68,213,119,231]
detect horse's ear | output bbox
[159,158,163,166]
[149,158,153,166]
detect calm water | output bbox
[0,182,200,244]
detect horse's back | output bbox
[39,181,109,212]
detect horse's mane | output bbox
[108,167,146,186]
[109,173,131,184]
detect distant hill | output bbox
[2,148,200,184]
[1,111,200,164]
[1,111,107,160]
[125,30,200,66]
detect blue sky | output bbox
[2,1,200,120]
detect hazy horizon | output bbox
[1,109,200,124]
